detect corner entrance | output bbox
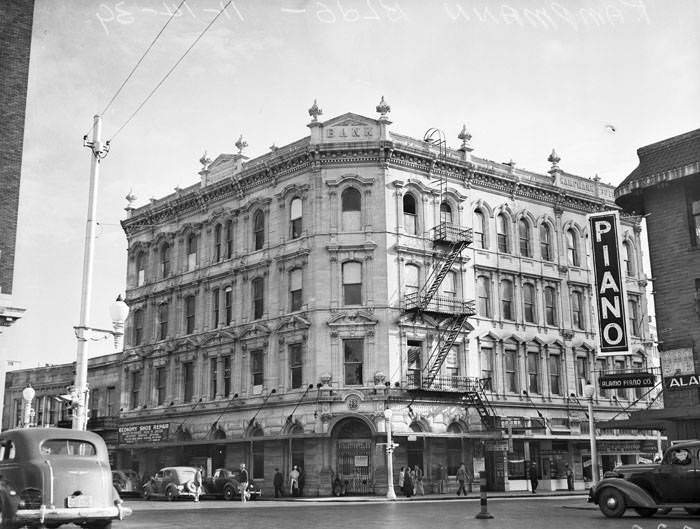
[333,417,373,495]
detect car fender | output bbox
[596,478,657,509]
[0,482,19,521]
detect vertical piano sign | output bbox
[588,212,629,354]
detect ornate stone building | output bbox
[115,100,659,494]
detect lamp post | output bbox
[109,295,130,353]
[583,383,599,485]
[383,408,397,500]
[22,386,35,428]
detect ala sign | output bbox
[589,212,629,354]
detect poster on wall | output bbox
[588,211,629,355]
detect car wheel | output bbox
[142,486,152,500]
[634,508,657,517]
[165,487,177,501]
[224,485,236,501]
[685,508,700,515]
[598,488,626,518]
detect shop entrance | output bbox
[333,418,373,495]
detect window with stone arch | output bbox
[518,218,531,257]
[404,263,420,296]
[402,193,418,235]
[496,213,510,253]
[474,209,487,249]
[540,223,553,262]
[440,201,453,225]
[135,251,146,286]
[500,278,514,320]
[622,240,635,276]
[341,187,362,231]
[523,283,536,323]
[476,275,491,317]
[566,228,579,267]
[572,290,585,330]
[253,210,265,250]
[290,197,303,239]
[159,242,171,278]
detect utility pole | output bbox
[72,115,109,430]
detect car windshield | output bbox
[40,439,96,456]
[177,469,196,481]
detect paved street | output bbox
[112,496,700,529]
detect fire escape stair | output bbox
[463,383,498,430]
[416,239,469,311]
[422,314,469,388]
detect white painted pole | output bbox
[384,409,397,500]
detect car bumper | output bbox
[16,504,132,523]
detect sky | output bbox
[4,0,700,369]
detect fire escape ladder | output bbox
[463,379,498,430]
[419,239,468,310]
[422,314,469,388]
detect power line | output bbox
[84,0,187,138]
[109,0,233,142]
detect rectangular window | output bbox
[628,298,640,337]
[575,357,589,396]
[212,288,220,328]
[131,371,141,409]
[225,220,233,259]
[343,262,362,305]
[48,397,57,425]
[480,346,493,391]
[158,303,168,341]
[527,352,539,394]
[224,287,232,325]
[477,276,491,317]
[290,269,303,312]
[549,355,561,395]
[183,361,194,402]
[251,350,264,388]
[343,339,363,385]
[289,344,303,389]
[407,340,422,386]
[572,291,584,330]
[210,358,218,399]
[14,399,22,428]
[214,225,222,262]
[544,286,557,326]
[505,350,517,393]
[501,279,513,320]
[133,309,144,346]
[223,356,232,397]
[691,199,700,246]
[185,295,196,334]
[523,284,535,323]
[291,198,303,239]
[156,367,167,406]
[443,347,459,378]
[106,386,116,416]
[253,278,264,320]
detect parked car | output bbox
[589,441,700,518]
[111,470,141,496]
[0,427,131,529]
[202,468,261,500]
[143,466,198,501]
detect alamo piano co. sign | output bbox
[589,212,629,354]
[118,423,170,446]
[599,372,656,389]
[664,374,700,391]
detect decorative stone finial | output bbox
[458,123,472,148]
[125,189,137,208]
[376,96,391,119]
[235,134,248,155]
[269,143,278,151]
[308,99,323,122]
[548,148,561,170]
[199,150,212,169]
[593,173,601,182]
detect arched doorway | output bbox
[332,417,373,495]
[407,421,425,471]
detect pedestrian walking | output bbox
[398,466,405,490]
[273,468,284,498]
[289,465,300,496]
[402,467,413,497]
[298,466,305,497]
[456,463,468,496]
[239,463,250,503]
[438,464,447,494]
[193,466,203,502]
[414,465,424,495]
[529,461,539,494]
[409,466,416,495]
[565,464,574,491]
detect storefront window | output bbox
[508,440,526,480]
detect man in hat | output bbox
[239,463,250,503]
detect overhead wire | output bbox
[84,0,187,138]
[108,0,234,142]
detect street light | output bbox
[383,408,397,500]
[22,386,35,428]
[108,295,130,352]
[583,383,599,485]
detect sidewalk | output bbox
[259,489,590,502]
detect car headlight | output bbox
[177,485,184,491]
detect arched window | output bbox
[566,229,579,267]
[341,187,362,231]
[290,197,303,239]
[544,286,557,326]
[132,308,144,345]
[289,268,303,312]
[252,277,264,319]
[253,210,265,250]
[572,291,584,330]
[518,218,531,257]
[496,213,509,253]
[501,279,513,320]
[474,209,486,249]
[214,223,222,262]
[136,252,146,286]
[623,241,634,276]
[404,263,420,295]
[342,262,362,305]
[477,276,491,317]
[157,303,168,341]
[160,243,171,278]
[225,220,233,259]
[540,224,552,261]
[403,193,417,235]
[523,283,536,323]
[440,202,453,224]
[186,234,197,271]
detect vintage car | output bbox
[111,470,141,497]
[0,427,131,529]
[589,441,700,518]
[143,466,198,501]
[202,468,261,500]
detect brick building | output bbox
[614,128,700,440]
[110,101,659,495]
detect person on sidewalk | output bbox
[402,467,413,497]
[273,468,284,498]
[193,466,203,502]
[565,464,574,491]
[456,463,468,497]
[529,461,539,494]
[289,465,300,496]
[438,464,447,494]
[398,466,405,491]
[239,463,250,503]
[414,465,424,495]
